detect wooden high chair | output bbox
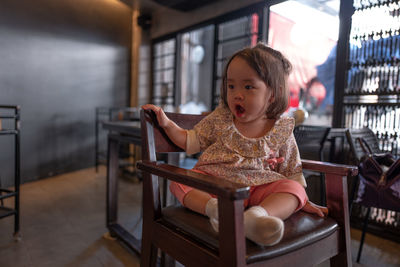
[137,109,357,267]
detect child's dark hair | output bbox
[220,43,292,119]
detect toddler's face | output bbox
[226,56,273,124]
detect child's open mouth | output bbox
[235,104,245,117]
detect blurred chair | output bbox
[137,110,357,267]
[345,127,399,263]
[345,128,381,165]
[294,125,331,205]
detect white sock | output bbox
[205,198,219,232]
[244,206,284,246]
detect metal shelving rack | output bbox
[0,105,21,240]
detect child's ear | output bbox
[269,96,275,103]
[269,92,275,103]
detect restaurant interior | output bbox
[1,0,399,266]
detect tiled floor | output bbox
[0,166,399,267]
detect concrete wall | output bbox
[0,0,132,186]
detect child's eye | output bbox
[228,84,234,89]
[245,85,254,90]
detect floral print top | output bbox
[186,103,306,187]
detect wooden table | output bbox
[102,120,180,255]
[103,120,142,254]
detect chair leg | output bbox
[356,207,371,263]
[161,252,176,267]
[141,226,158,267]
[141,242,158,267]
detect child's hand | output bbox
[265,157,284,170]
[142,104,187,150]
[302,200,328,217]
[142,104,170,128]
[264,150,284,170]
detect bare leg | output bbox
[182,189,212,215]
[259,192,299,220]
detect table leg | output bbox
[107,136,119,228]
[106,135,141,255]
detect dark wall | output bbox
[0,0,132,186]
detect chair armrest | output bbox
[137,160,250,200]
[302,159,356,253]
[301,159,358,176]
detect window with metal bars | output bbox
[150,3,265,113]
[212,13,261,109]
[152,38,176,110]
[344,1,400,157]
[345,0,400,245]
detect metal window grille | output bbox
[345,0,400,242]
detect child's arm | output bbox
[142,104,187,150]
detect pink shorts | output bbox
[170,178,308,212]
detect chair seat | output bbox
[161,206,339,264]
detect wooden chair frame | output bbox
[137,110,358,267]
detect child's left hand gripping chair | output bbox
[137,109,358,267]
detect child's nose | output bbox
[234,90,244,99]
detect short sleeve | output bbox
[276,133,306,187]
[186,129,201,155]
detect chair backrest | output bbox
[141,109,205,161]
[294,125,330,161]
[345,127,381,165]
